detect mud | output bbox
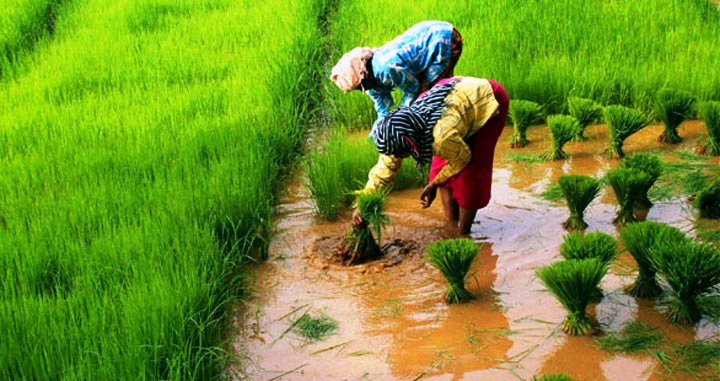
[229,122,720,381]
[305,235,419,273]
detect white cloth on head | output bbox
[330,47,375,92]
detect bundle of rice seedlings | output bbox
[603,105,651,158]
[699,101,720,156]
[560,231,616,301]
[509,100,543,148]
[541,115,580,161]
[560,231,617,263]
[294,313,338,342]
[342,191,389,265]
[607,168,652,225]
[536,258,608,336]
[696,178,720,219]
[567,96,603,140]
[650,240,720,324]
[620,221,686,299]
[619,153,663,209]
[558,175,601,230]
[654,88,696,144]
[427,238,479,304]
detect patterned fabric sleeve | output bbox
[388,66,421,107]
[366,88,394,119]
[363,154,403,191]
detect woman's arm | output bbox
[363,154,403,191]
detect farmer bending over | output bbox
[330,20,463,135]
[353,77,509,235]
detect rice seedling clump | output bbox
[596,321,661,353]
[509,100,543,148]
[340,191,389,265]
[294,313,339,342]
[560,231,616,302]
[620,153,663,209]
[603,105,651,158]
[536,258,608,336]
[558,175,601,230]
[695,178,720,219]
[560,231,617,263]
[650,240,720,324]
[567,97,603,140]
[427,239,479,304]
[607,168,652,225]
[541,115,580,161]
[654,88,696,144]
[620,221,686,299]
[699,101,720,156]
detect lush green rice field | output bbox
[0,0,324,378]
[327,0,720,126]
[1,0,720,379]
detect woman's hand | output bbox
[420,183,438,208]
[352,206,364,226]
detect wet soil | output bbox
[306,235,419,272]
[229,122,720,381]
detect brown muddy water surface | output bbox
[230,122,720,381]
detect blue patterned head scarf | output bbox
[373,81,458,166]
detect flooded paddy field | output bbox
[231,122,720,380]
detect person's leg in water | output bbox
[439,187,476,235]
[458,208,478,235]
[439,187,459,221]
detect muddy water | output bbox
[230,122,720,381]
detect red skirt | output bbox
[428,79,509,209]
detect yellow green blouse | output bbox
[363,77,500,191]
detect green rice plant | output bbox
[540,182,564,202]
[560,231,616,302]
[560,231,617,263]
[0,0,326,378]
[532,375,575,381]
[541,115,580,160]
[596,321,661,353]
[674,339,720,367]
[620,221,687,299]
[342,191,389,265]
[306,129,427,220]
[654,88,696,144]
[696,178,720,219]
[699,101,720,156]
[607,168,652,225]
[620,153,663,209]
[294,313,339,342]
[0,0,66,79]
[603,105,651,159]
[427,238,479,304]
[567,96,602,140]
[650,240,720,324]
[558,175,601,230]
[509,100,543,148]
[536,259,608,336]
